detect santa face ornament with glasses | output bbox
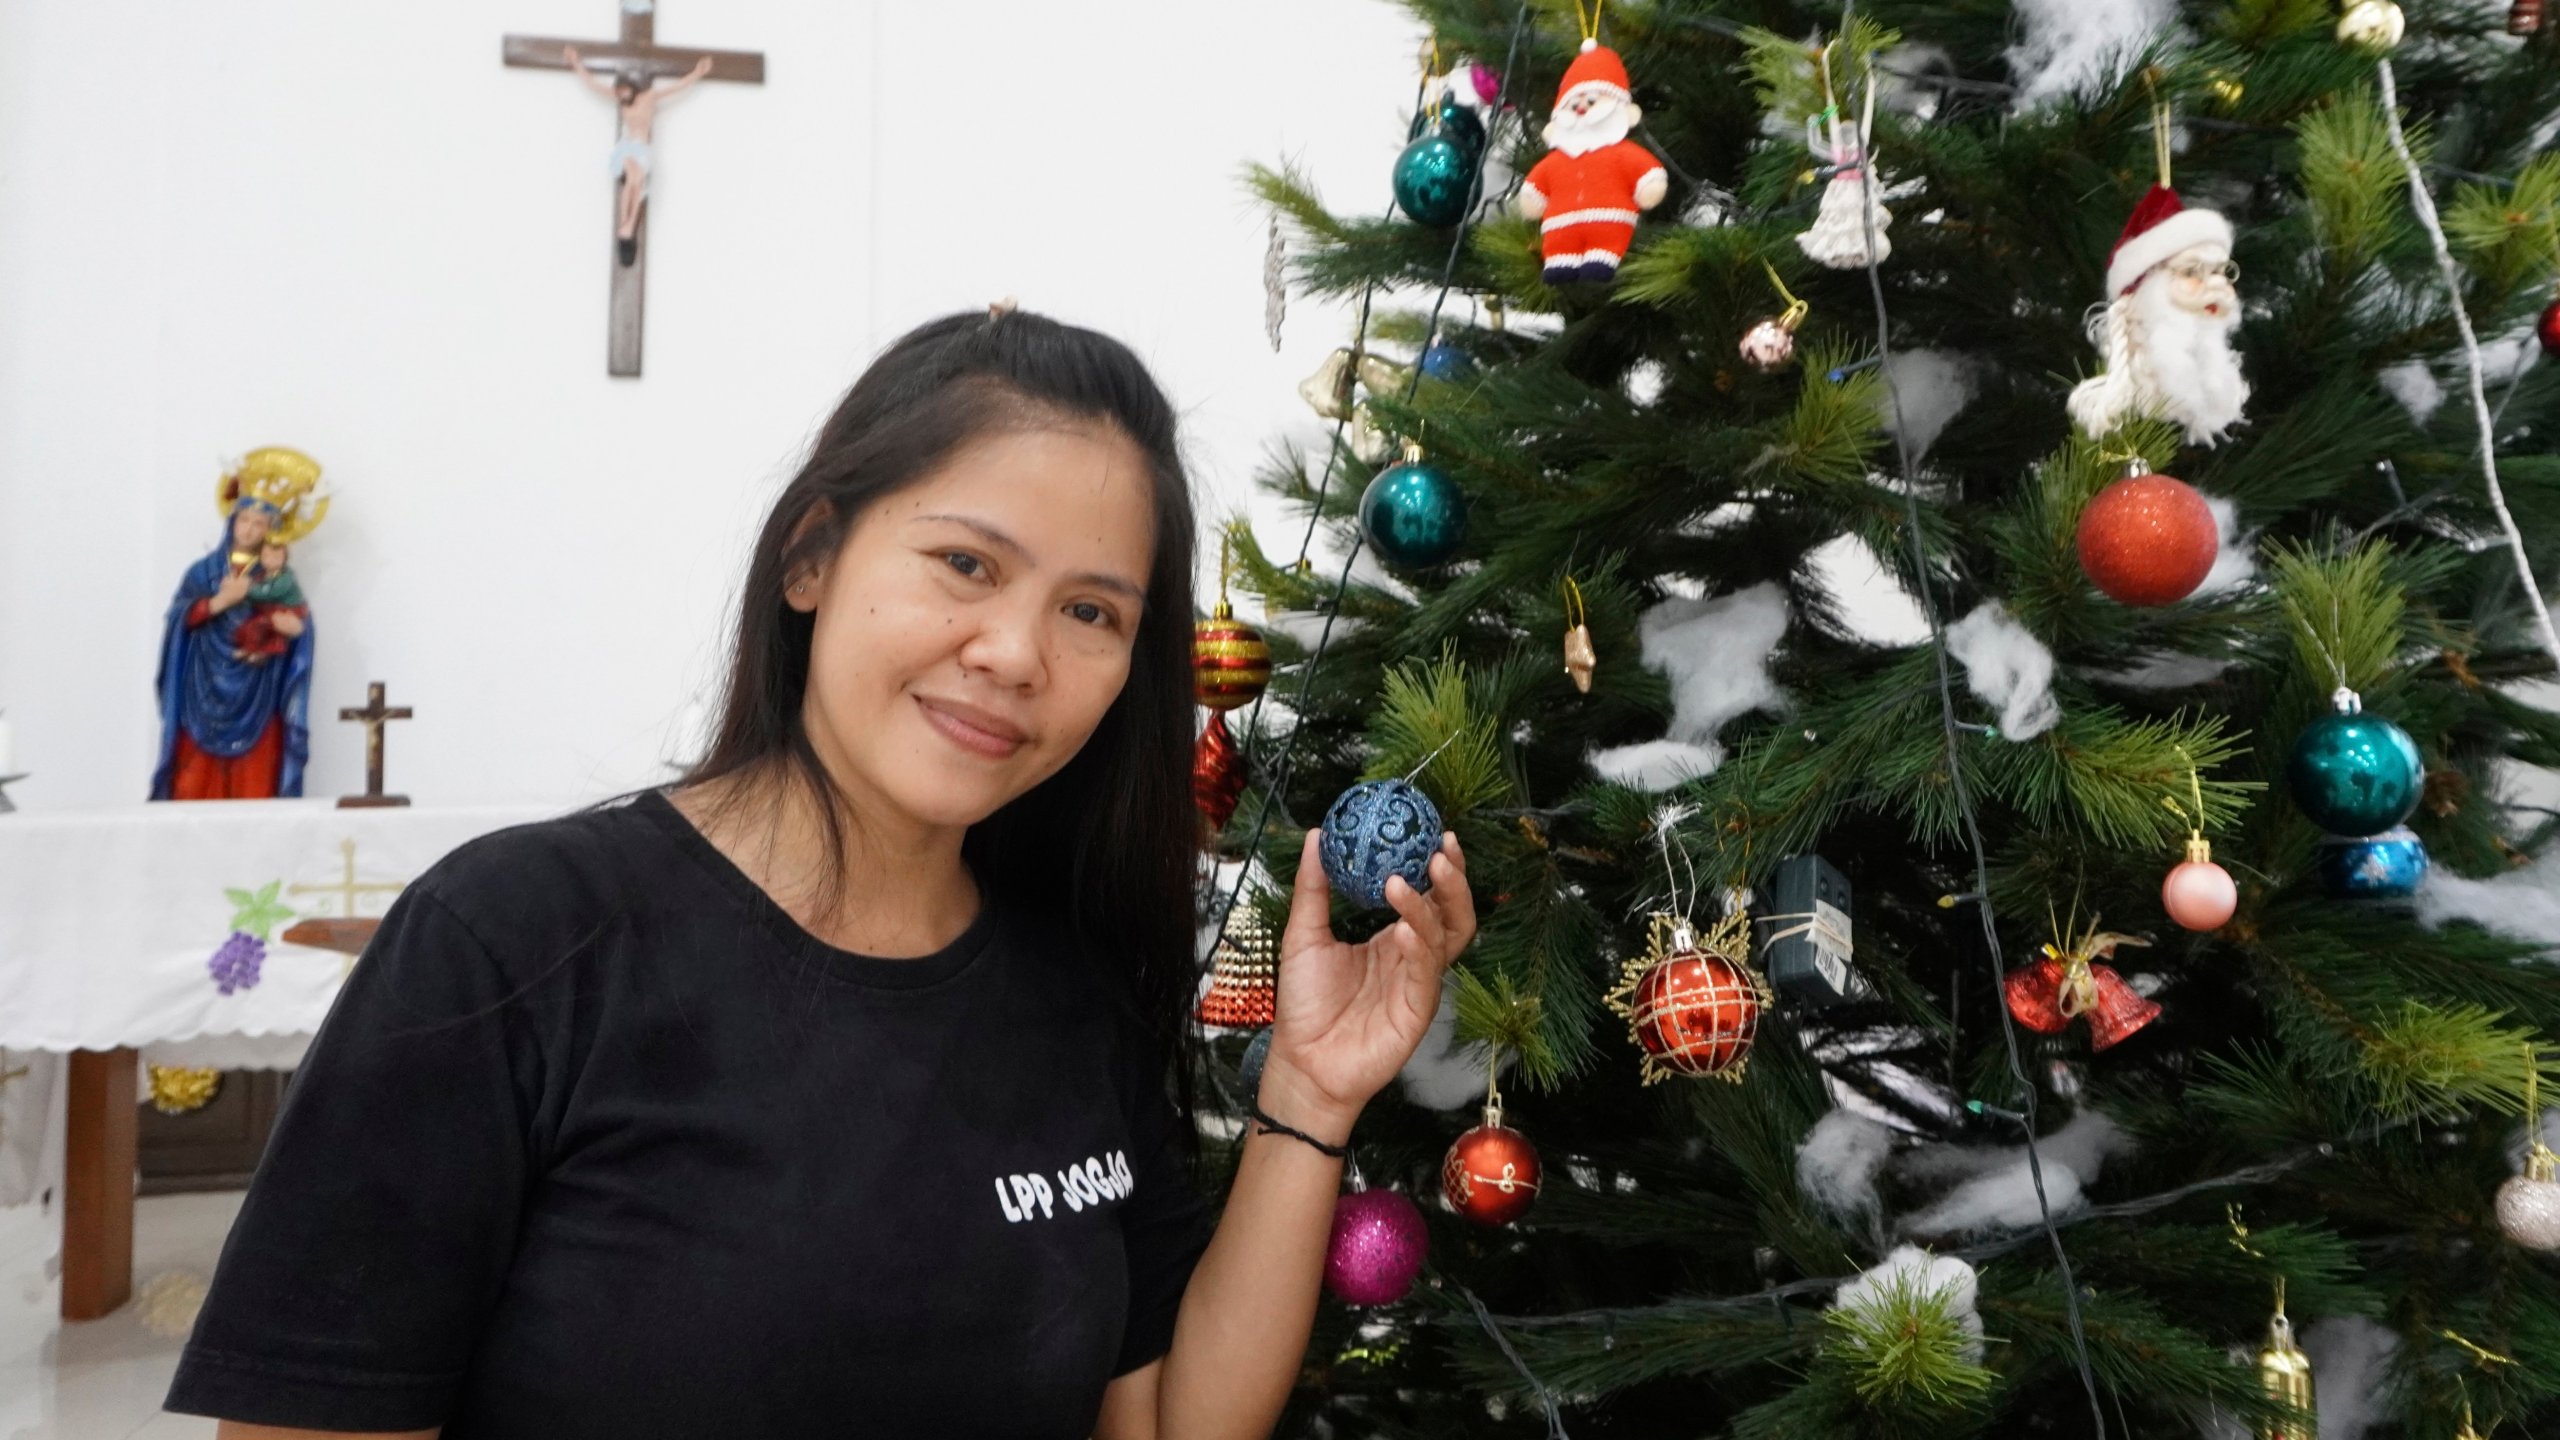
[1517,40,1668,287]
[2066,185,2251,446]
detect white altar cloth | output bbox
[0,798,565,1068]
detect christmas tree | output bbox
[1198,0,2560,1434]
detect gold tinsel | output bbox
[147,1065,222,1115]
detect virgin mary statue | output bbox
[149,448,327,800]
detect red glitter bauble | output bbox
[2539,295,2560,360]
[1194,602,1272,712]
[2513,0,2545,35]
[1630,949,1763,1078]
[2075,469,2219,607]
[1440,1113,1542,1226]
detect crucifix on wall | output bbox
[502,2,765,377]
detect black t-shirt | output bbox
[165,790,1216,1438]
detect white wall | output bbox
[0,0,1423,809]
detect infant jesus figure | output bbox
[230,543,310,663]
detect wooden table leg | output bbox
[62,1047,136,1320]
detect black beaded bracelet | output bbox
[1248,1102,1351,1159]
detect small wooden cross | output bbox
[336,681,413,809]
[502,2,765,377]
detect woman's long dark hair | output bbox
[684,309,1200,1126]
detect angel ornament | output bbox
[1795,49,1891,270]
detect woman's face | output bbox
[789,423,1158,836]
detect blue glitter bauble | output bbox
[1239,1028,1273,1104]
[1320,778,1444,910]
[1391,132,1476,228]
[1418,342,1477,382]
[2287,709,2422,837]
[1358,460,1467,569]
[1407,95,1487,160]
[2316,825,2429,898]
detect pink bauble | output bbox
[1464,60,1502,106]
[1739,319,1797,373]
[2162,858,2237,932]
[1324,1189,1429,1306]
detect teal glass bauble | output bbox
[1407,96,1487,159]
[2287,708,2422,837]
[1391,132,1476,228]
[1358,458,1467,568]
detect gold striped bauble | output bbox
[1193,600,1271,712]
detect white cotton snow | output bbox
[1944,600,2061,740]
[2191,495,2259,599]
[1587,582,1791,791]
[2379,362,2446,427]
[1830,1245,1985,1363]
[1878,349,1977,458]
[2415,845,2560,952]
[2006,0,2180,109]
[1798,1108,1898,1223]
[1898,1111,2130,1239]
[1396,973,1507,1110]
[2303,1316,2400,1440]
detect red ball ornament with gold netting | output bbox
[1605,909,1772,1084]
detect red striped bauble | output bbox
[1193,600,1272,712]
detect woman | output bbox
[163,308,1476,1439]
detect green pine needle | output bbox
[1823,1269,1997,1409]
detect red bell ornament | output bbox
[1440,1099,1542,1227]
[2075,457,2219,607]
[1605,909,1772,1084]
[2001,921,2160,1051]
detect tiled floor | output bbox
[0,1192,240,1439]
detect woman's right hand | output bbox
[211,571,253,612]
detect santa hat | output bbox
[1555,38,1631,108]
[2104,184,2234,298]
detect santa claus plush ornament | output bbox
[2067,185,2251,446]
[1518,39,1668,286]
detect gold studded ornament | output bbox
[147,1065,223,1115]
[2256,1290,2316,1440]
[2336,0,2406,52]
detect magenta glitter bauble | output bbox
[1323,1189,1429,1306]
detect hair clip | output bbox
[987,296,1019,321]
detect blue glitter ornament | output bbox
[1407,95,1487,160]
[1391,132,1476,228]
[1239,1028,1273,1104]
[1358,446,1467,569]
[1320,778,1443,909]
[1418,342,1477,382]
[2286,690,2422,838]
[2316,825,2429,898]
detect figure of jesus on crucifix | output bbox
[565,47,711,266]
